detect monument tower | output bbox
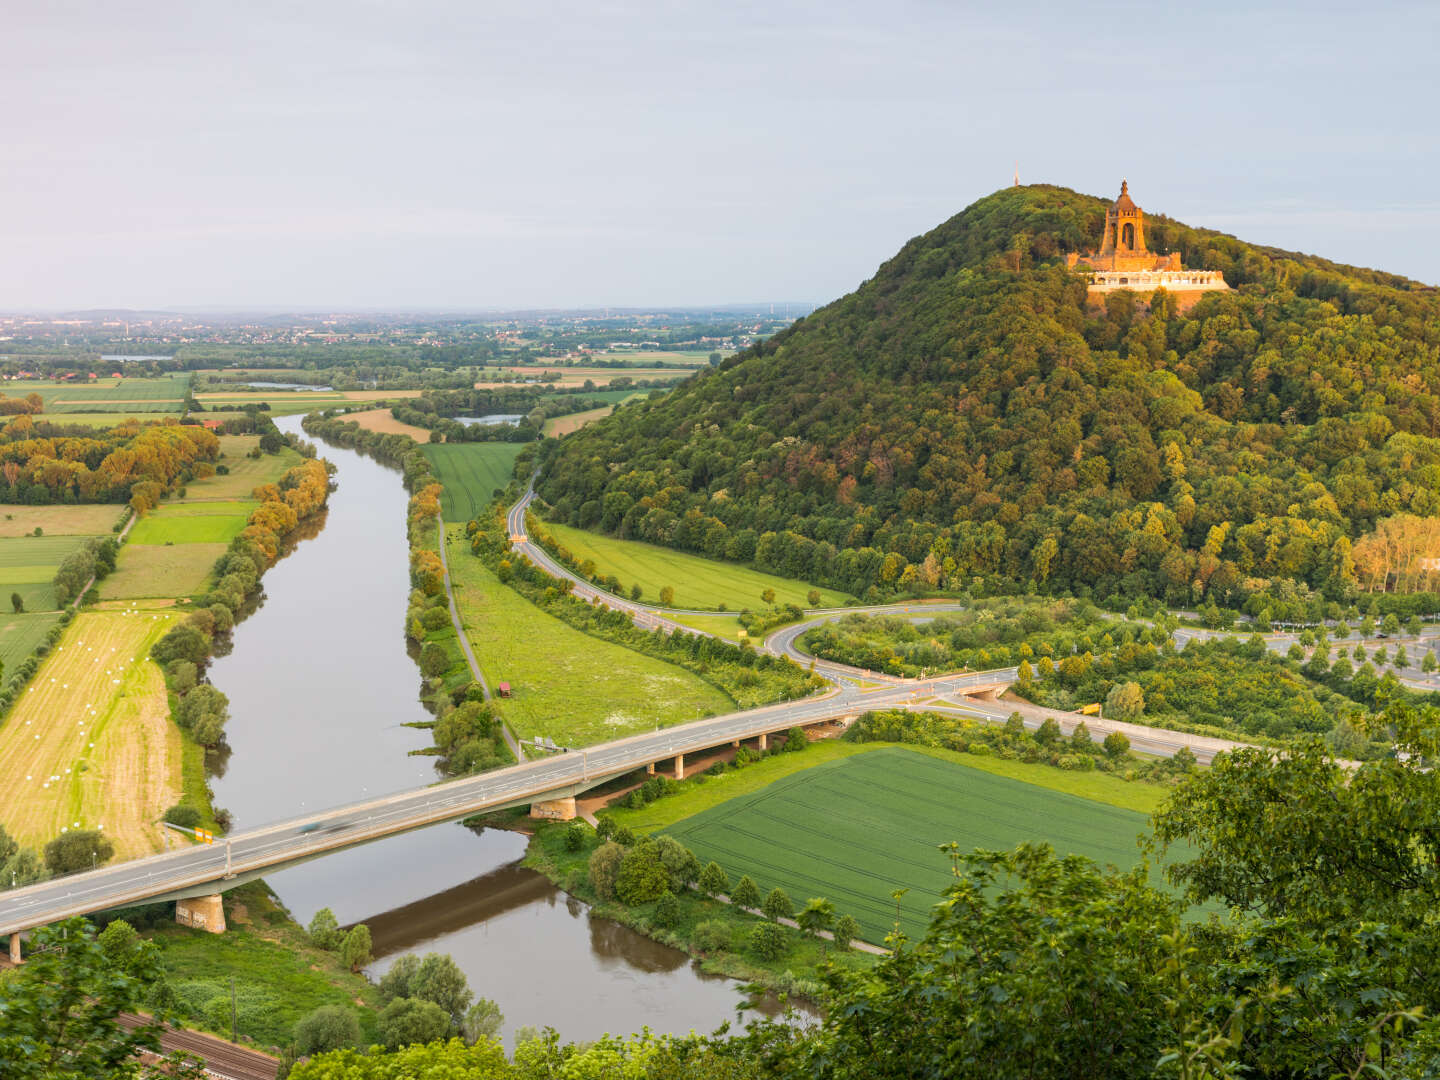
[1067,181,1229,308]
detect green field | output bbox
[663,748,1157,943]
[443,526,731,744]
[98,543,228,599]
[4,376,192,413]
[128,511,249,545]
[423,443,525,521]
[541,520,853,612]
[0,611,63,671]
[0,534,101,610]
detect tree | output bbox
[308,907,343,950]
[807,589,822,606]
[1102,730,1130,760]
[461,998,504,1045]
[630,584,643,601]
[732,874,762,909]
[377,953,421,1003]
[377,997,450,1050]
[1425,651,1438,674]
[589,841,623,900]
[1016,658,1034,685]
[1104,680,1145,720]
[761,588,776,607]
[762,887,793,923]
[9,592,21,613]
[1069,719,1093,751]
[708,352,722,366]
[653,891,682,929]
[339,924,372,971]
[832,913,860,952]
[0,917,204,1080]
[419,642,450,678]
[659,585,675,606]
[43,828,114,875]
[693,920,731,953]
[290,1039,511,1078]
[96,919,141,973]
[411,952,473,1026]
[1383,613,1401,636]
[293,1005,361,1055]
[748,921,789,961]
[698,860,730,897]
[1396,645,1410,668]
[1034,718,1061,747]
[798,897,835,938]
[616,841,671,905]
[564,820,589,852]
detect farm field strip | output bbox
[0,610,178,859]
[128,513,250,546]
[102,541,230,600]
[0,507,124,537]
[339,407,431,441]
[664,748,1155,942]
[0,612,64,671]
[423,443,524,522]
[443,527,731,745]
[540,520,853,611]
[543,405,613,436]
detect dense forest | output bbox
[537,184,1440,613]
[0,417,220,504]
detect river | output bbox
[206,417,761,1047]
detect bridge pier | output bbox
[646,761,655,775]
[529,796,577,821]
[757,732,767,751]
[8,930,22,964]
[176,894,226,934]
[674,753,685,781]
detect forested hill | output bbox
[537,184,1440,613]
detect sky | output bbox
[4,0,1438,310]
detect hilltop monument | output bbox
[1067,181,1229,307]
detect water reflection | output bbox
[214,419,776,1045]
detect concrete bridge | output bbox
[0,666,1017,959]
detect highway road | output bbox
[0,485,1257,938]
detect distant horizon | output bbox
[6,3,1437,308]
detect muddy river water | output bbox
[207,417,768,1046]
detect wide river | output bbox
[207,417,761,1046]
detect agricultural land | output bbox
[423,442,524,521]
[0,609,177,860]
[335,407,431,441]
[662,747,1161,942]
[441,523,731,744]
[542,404,613,436]
[538,519,853,611]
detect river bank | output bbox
[170,416,779,1049]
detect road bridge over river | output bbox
[1,486,1253,955]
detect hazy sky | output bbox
[4,1,1437,310]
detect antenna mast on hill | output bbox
[1013,163,1019,187]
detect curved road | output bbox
[0,486,1258,942]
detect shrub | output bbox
[378,997,450,1049]
[419,642,451,677]
[339,924,372,971]
[162,805,202,831]
[616,842,671,906]
[307,907,343,950]
[748,921,789,961]
[420,607,450,631]
[653,891,682,929]
[693,920,731,953]
[293,1005,360,1055]
[563,820,589,852]
[43,829,114,875]
[833,913,860,951]
[588,841,625,900]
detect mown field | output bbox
[540,520,853,611]
[543,405,613,437]
[443,526,730,744]
[423,443,525,521]
[663,747,1158,943]
[98,544,227,600]
[0,506,123,537]
[340,407,432,441]
[0,610,178,860]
